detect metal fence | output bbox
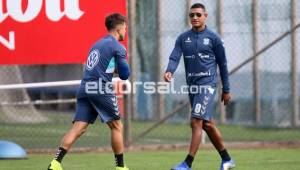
[0,0,300,151]
[127,0,300,146]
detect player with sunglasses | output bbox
[164,3,235,170]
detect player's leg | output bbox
[203,120,235,170]
[60,121,89,150]
[202,120,225,151]
[107,120,124,154]
[89,95,129,170]
[200,87,235,169]
[107,120,127,169]
[184,90,211,167]
[48,97,97,170]
[189,118,203,156]
[57,121,89,158]
[48,121,89,170]
[171,94,204,170]
[184,117,203,168]
[171,118,203,170]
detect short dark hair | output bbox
[105,13,127,31]
[190,3,206,11]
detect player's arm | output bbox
[164,36,183,82]
[115,47,130,80]
[214,37,231,105]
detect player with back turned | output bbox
[164,3,235,170]
[47,13,130,170]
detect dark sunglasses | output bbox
[189,13,202,18]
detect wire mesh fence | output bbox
[0,0,300,151]
[130,0,300,146]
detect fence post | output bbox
[291,0,299,127]
[125,0,137,147]
[217,0,226,124]
[156,0,165,120]
[186,0,192,27]
[252,0,261,125]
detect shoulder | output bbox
[177,30,193,40]
[205,28,223,46]
[116,42,126,53]
[111,40,126,55]
[206,28,222,40]
[206,28,222,41]
[92,36,114,49]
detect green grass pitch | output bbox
[1,148,300,170]
[2,119,300,149]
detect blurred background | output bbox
[0,0,299,152]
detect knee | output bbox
[71,124,87,137]
[75,127,87,137]
[203,121,215,132]
[108,120,123,131]
[190,118,202,131]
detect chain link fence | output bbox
[129,0,300,146]
[1,0,300,151]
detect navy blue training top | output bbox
[166,27,230,92]
[77,35,130,97]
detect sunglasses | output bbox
[189,13,202,18]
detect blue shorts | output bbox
[74,94,120,123]
[189,86,217,121]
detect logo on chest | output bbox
[86,49,100,70]
[185,37,192,43]
[203,38,210,45]
[198,53,209,59]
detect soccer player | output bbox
[47,13,130,170]
[164,3,235,170]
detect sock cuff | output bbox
[219,149,231,161]
[54,147,68,163]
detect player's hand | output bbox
[164,72,172,82]
[221,92,231,105]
